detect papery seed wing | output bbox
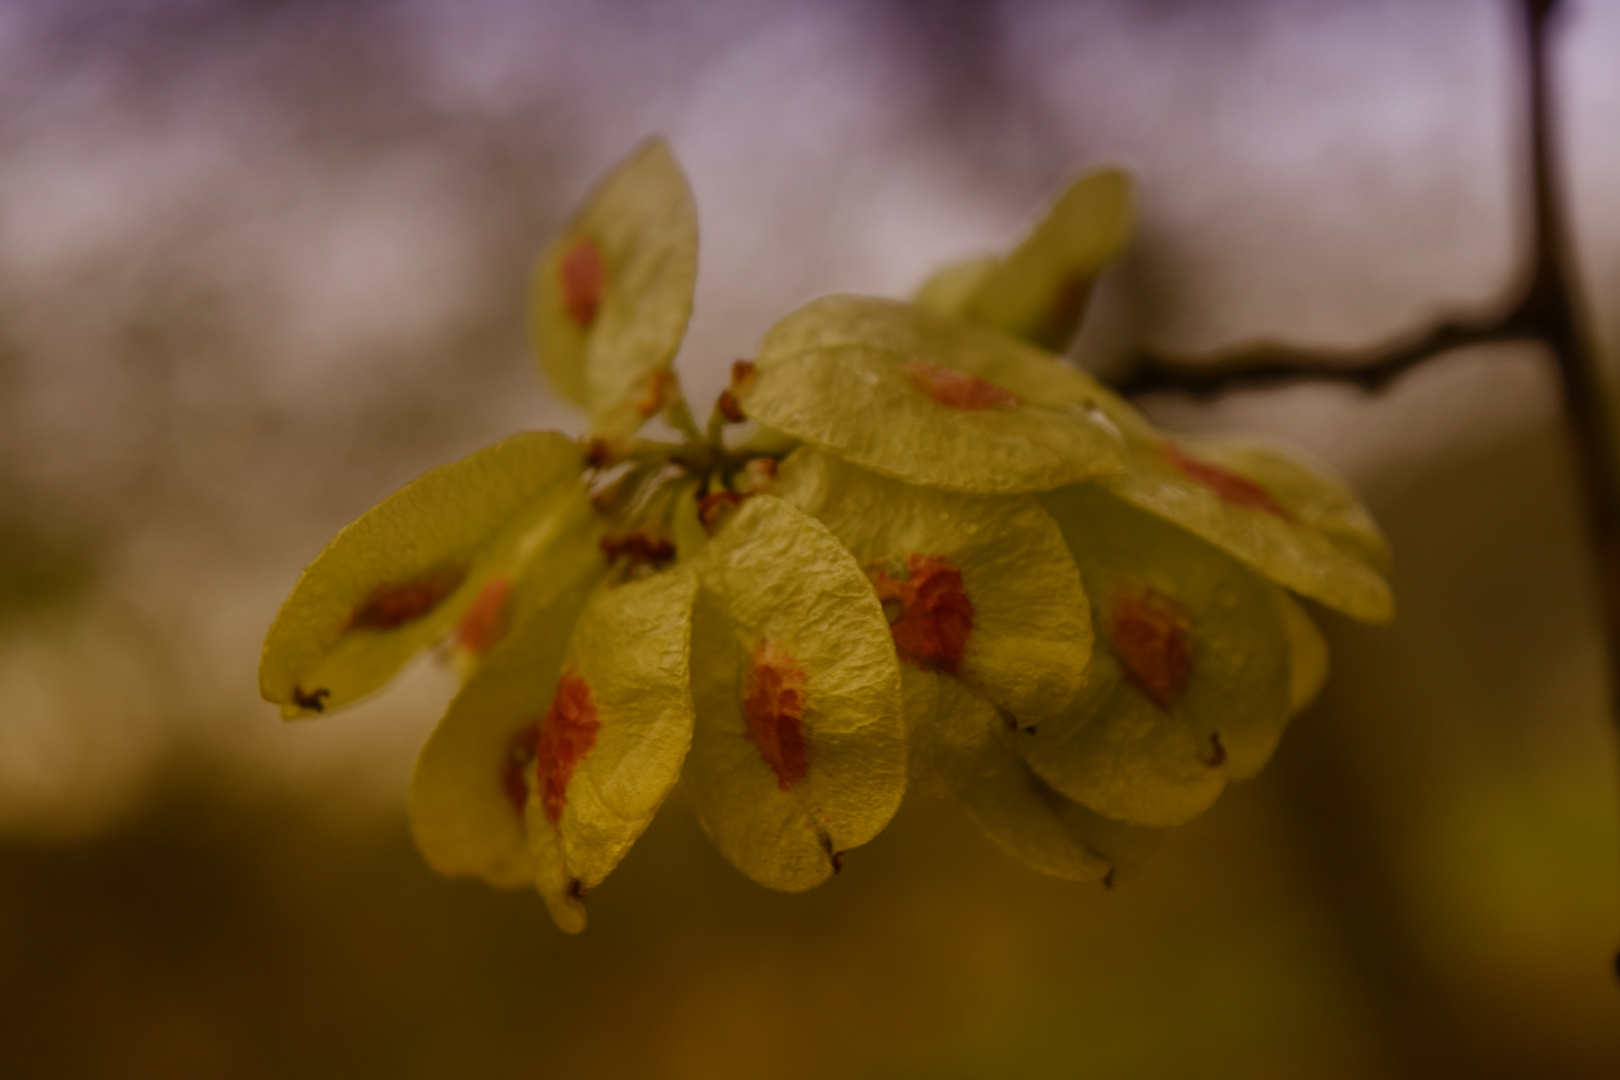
[260,432,592,719]
[408,575,597,891]
[775,447,1091,725]
[530,138,698,438]
[524,569,698,932]
[1019,485,1291,826]
[1180,434,1392,573]
[1097,436,1393,623]
[959,168,1133,352]
[1275,587,1329,719]
[686,496,906,892]
[447,496,608,679]
[912,671,1161,882]
[740,295,1128,494]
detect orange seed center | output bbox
[535,671,600,826]
[1108,586,1194,709]
[559,238,605,328]
[743,640,810,791]
[869,554,974,675]
[902,361,1022,410]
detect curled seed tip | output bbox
[568,878,587,902]
[292,686,329,713]
[818,830,843,873]
[1203,732,1227,769]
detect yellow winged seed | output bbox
[741,295,1130,494]
[410,570,695,933]
[524,569,698,933]
[530,138,698,438]
[1097,434,1394,623]
[940,168,1133,351]
[1275,587,1330,718]
[408,571,600,891]
[913,256,998,320]
[910,671,1161,882]
[447,497,607,680]
[1018,485,1292,826]
[686,496,906,891]
[1179,434,1393,574]
[259,431,591,719]
[774,446,1091,726]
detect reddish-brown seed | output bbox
[558,238,605,328]
[868,554,974,675]
[717,389,745,423]
[348,566,466,631]
[901,361,1022,410]
[743,640,811,791]
[1160,444,1291,519]
[730,359,757,393]
[455,577,511,655]
[535,672,600,826]
[1108,587,1194,709]
[599,531,677,570]
[584,437,619,470]
[633,368,676,418]
[697,490,747,534]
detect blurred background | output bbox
[1,0,1618,1075]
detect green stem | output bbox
[663,389,705,444]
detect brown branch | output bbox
[1519,0,1620,731]
[1108,0,1576,406]
[1114,310,1537,399]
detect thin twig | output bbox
[1109,0,1577,404]
[1115,311,1537,399]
